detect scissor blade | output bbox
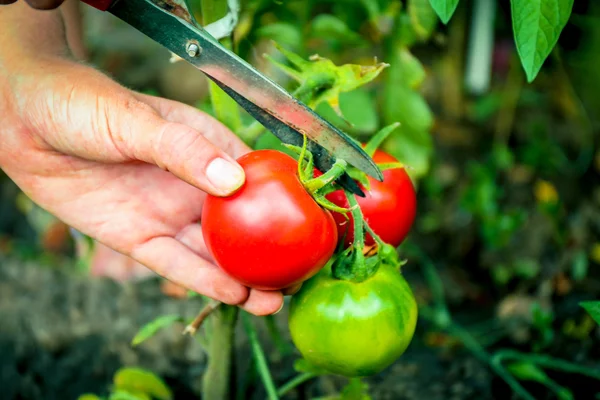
[211,78,365,196]
[106,0,383,182]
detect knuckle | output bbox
[107,95,157,159]
[154,122,215,172]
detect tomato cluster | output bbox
[201,145,418,377]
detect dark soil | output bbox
[0,257,497,400]
[2,255,598,400]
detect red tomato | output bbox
[327,149,416,248]
[201,150,338,290]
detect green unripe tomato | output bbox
[288,262,418,377]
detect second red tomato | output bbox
[327,149,416,248]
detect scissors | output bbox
[80,0,383,196]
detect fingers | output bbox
[130,235,250,306]
[174,223,213,261]
[240,290,284,316]
[134,92,251,159]
[175,223,284,316]
[123,110,246,198]
[18,62,246,197]
[118,106,246,196]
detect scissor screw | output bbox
[186,43,201,57]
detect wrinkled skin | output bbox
[202,150,338,290]
[0,1,284,315]
[327,149,417,248]
[289,262,418,377]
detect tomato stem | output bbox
[296,135,311,181]
[284,138,353,214]
[304,158,348,193]
[346,192,365,255]
[332,191,380,282]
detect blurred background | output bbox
[1,0,599,399]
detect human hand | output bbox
[0,2,287,315]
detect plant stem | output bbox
[404,242,450,327]
[419,305,536,400]
[492,350,600,381]
[202,304,238,400]
[197,1,242,399]
[304,159,348,192]
[494,53,523,146]
[277,372,317,397]
[347,192,365,255]
[414,246,536,400]
[240,312,279,400]
[264,315,293,358]
[183,299,221,336]
[332,191,372,282]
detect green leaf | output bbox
[377,162,405,171]
[571,250,588,281]
[398,48,427,89]
[409,0,439,40]
[381,125,433,179]
[384,85,433,133]
[507,361,548,383]
[113,367,172,400]
[267,43,388,115]
[255,23,302,51]
[556,388,575,400]
[311,14,366,45]
[109,391,151,400]
[510,0,574,82]
[315,89,379,134]
[428,0,460,24]
[580,301,600,325]
[78,395,103,400]
[364,122,401,156]
[131,314,183,347]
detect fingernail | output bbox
[273,301,285,315]
[206,158,245,195]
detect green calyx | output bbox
[331,191,406,283]
[283,136,354,215]
[265,42,388,116]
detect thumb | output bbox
[21,61,247,196]
[116,102,247,196]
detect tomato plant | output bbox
[201,149,339,290]
[288,261,418,377]
[327,148,416,248]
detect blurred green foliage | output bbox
[1,1,599,398]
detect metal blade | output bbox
[106,0,383,182]
[211,78,365,196]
